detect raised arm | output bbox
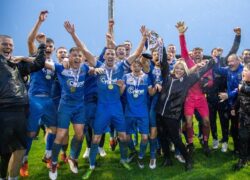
[64,21,96,67]
[224,27,241,60]
[28,10,48,55]
[127,26,148,64]
[160,46,169,80]
[176,21,195,68]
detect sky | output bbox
[1,0,250,57]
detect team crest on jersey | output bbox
[127,86,144,95]
[66,79,85,87]
[100,75,117,84]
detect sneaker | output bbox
[212,139,219,149]
[42,155,52,169]
[203,142,211,157]
[161,157,173,167]
[120,160,132,170]
[175,154,186,163]
[68,157,78,174]
[149,159,156,169]
[127,151,137,163]
[83,148,90,159]
[233,159,247,171]
[109,138,117,151]
[20,161,29,177]
[49,163,58,180]
[221,142,228,153]
[98,147,107,157]
[185,158,193,171]
[170,143,175,152]
[60,153,68,163]
[82,168,94,179]
[137,158,145,169]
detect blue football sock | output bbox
[46,133,56,151]
[128,139,136,152]
[119,141,128,161]
[70,136,83,159]
[51,143,62,163]
[25,136,33,156]
[149,138,157,159]
[139,140,148,159]
[89,143,99,166]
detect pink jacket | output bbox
[179,34,213,98]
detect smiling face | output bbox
[116,45,126,60]
[131,61,142,74]
[152,50,160,66]
[227,54,240,71]
[56,47,68,63]
[69,48,84,69]
[0,36,14,59]
[104,48,116,68]
[242,65,250,82]
[242,49,250,64]
[173,61,188,79]
[192,48,203,63]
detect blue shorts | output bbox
[27,96,57,132]
[93,102,125,135]
[149,94,159,128]
[57,102,86,129]
[125,116,149,135]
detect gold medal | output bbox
[70,86,76,93]
[108,84,113,90]
[133,93,139,98]
[45,74,51,80]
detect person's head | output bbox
[242,49,250,64]
[242,63,250,82]
[167,51,174,62]
[56,47,68,63]
[192,47,203,63]
[115,44,126,60]
[167,44,176,55]
[45,38,55,57]
[152,49,160,66]
[124,40,132,57]
[131,60,142,74]
[227,54,241,71]
[68,47,84,69]
[104,48,116,67]
[0,35,13,59]
[173,59,189,79]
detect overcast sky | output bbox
[1,0,250,57]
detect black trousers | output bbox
[156,114,188,161]
[208,100,230,142]
[238,112,250,160]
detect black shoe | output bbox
[203,144,211,157]
[233,159,247,171]
[137,158,145,169]
[127,151,137,163]
[187,144,194,156]
[161,157,173,167]
[185,159,193,171]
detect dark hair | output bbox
[124,40,132,47]
[243,49,250,55]
[69,47,81,53]
[192,47,203,52]
[115,44,126,51]
[56,46,67,53]
[46,37,54,44]
[0,34,12,39]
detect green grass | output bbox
[22,120,250,180]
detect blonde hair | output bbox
[172,59,190,76]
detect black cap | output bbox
[142,53,152,59]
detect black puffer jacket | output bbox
[0,43,46,109]
[156,47,215,120]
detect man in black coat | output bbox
[0,34,46,180]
